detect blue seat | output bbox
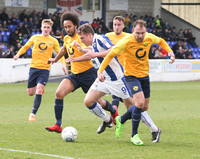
[2,35,8,42]
[23,38,28,44]
[31,32,36,35]
[26,48,32,57]
[2,44,7,51]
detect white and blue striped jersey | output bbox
[92,33,124,81]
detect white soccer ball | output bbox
[61,126,78,142]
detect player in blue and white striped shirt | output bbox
[66,23,135,135]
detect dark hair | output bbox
[133,19,147,28]
[78,23,95,35]
[60,12,80,27]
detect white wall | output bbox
[0,59,65,83]
[0,59,200,83]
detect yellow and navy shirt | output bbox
[17,34,65,70]
[99,32,172,78]
[63,33,93,74]
[105,32,129,67]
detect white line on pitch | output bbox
[0,148,74,159]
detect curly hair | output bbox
[60,12,80,27]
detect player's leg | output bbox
[112,95,120,108]
[84,82,112,134]
[125,75,144,145]
[45,78,75,133]
[28,69,49,121]
[140,76,161,143]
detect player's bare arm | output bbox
[13,54,20,60]
[48,47,66,64]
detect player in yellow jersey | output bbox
[98,19,175,145]
[107,16,163,143]
[45,12,114,133]
[13,19,68,122]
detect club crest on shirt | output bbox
[144,41,148,47]
[133,86,139,91]
[102,39,107,44]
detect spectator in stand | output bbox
[29,10,38,25]
[177,29,185,42]
[22,23,32,39]
[163,21,170,30]
[36,12,43,31]
[22,17,29,26]
[124,14,131,32]
[171,27,177,41]
[149,45,158,59]
[51,15,59,33]
[41,9,49,19]
[0,23,3,31]
[17,22,24,33]
[28,17,35,32]
[185,48,194,59]
[91,18,99,32]
[159,46,170,59]
[176,46,186,59]
[5,46,15,58]
[172,41,182,54]
[155,15,161,28]
[9,29,20,48]
[19,9,29,22]
[10,13,18,25]
[0,8,9,22]
[2,20,9,31]
[163,28,171,41]
[99,18,109,34]
[0,43,6,58]
[14,42,25,57]
[187,29,198,48]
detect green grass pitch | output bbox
[0,81,200,159]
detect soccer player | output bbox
[66,24,141,142]
[106,16,162,143]
[98,19,175,145]
[13,19,68,121]
[45,12,116,133]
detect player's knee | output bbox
[84,98,94,108]
[56,90,65,99]
[136,100,145,109]
[142,106,148,111]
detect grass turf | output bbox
[0,81,200,159]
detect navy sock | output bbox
[112,95,120,108]
[54,99,63,126]
[120,105,135,124]
[131,106,142,137]
[103,100,116,114]
[32,94,42,115]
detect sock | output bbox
[141,111,158,132]
[103,100,116,114]
[54,99,63,126]
[89,102,110,122]
[112,95,120,108]
[120,105,135,124]
[131,106,142,137]
[32,94,42,115]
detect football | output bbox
[61,126,78,142]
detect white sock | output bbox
[141,111,158,132]
[89,102,110,122]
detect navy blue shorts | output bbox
[125,75,150,98]
[66,67,97,93]
[27,68,49,88]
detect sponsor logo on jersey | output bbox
[144,41,148,47]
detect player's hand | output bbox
[47,58,56,64]
[168,51,175,64]
[62,64,68,75]
[98,71,104,82]
[13,54,19,60]
[72,41,83,51]
[65,57,75,63]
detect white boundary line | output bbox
[0,148,74,159]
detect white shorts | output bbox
[90,78,131,99]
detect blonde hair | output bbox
[42,19,54,26]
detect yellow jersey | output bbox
[105,32,129,67]
[63,33,93,74]
[17,34,65,70]
[99,32,172,78]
